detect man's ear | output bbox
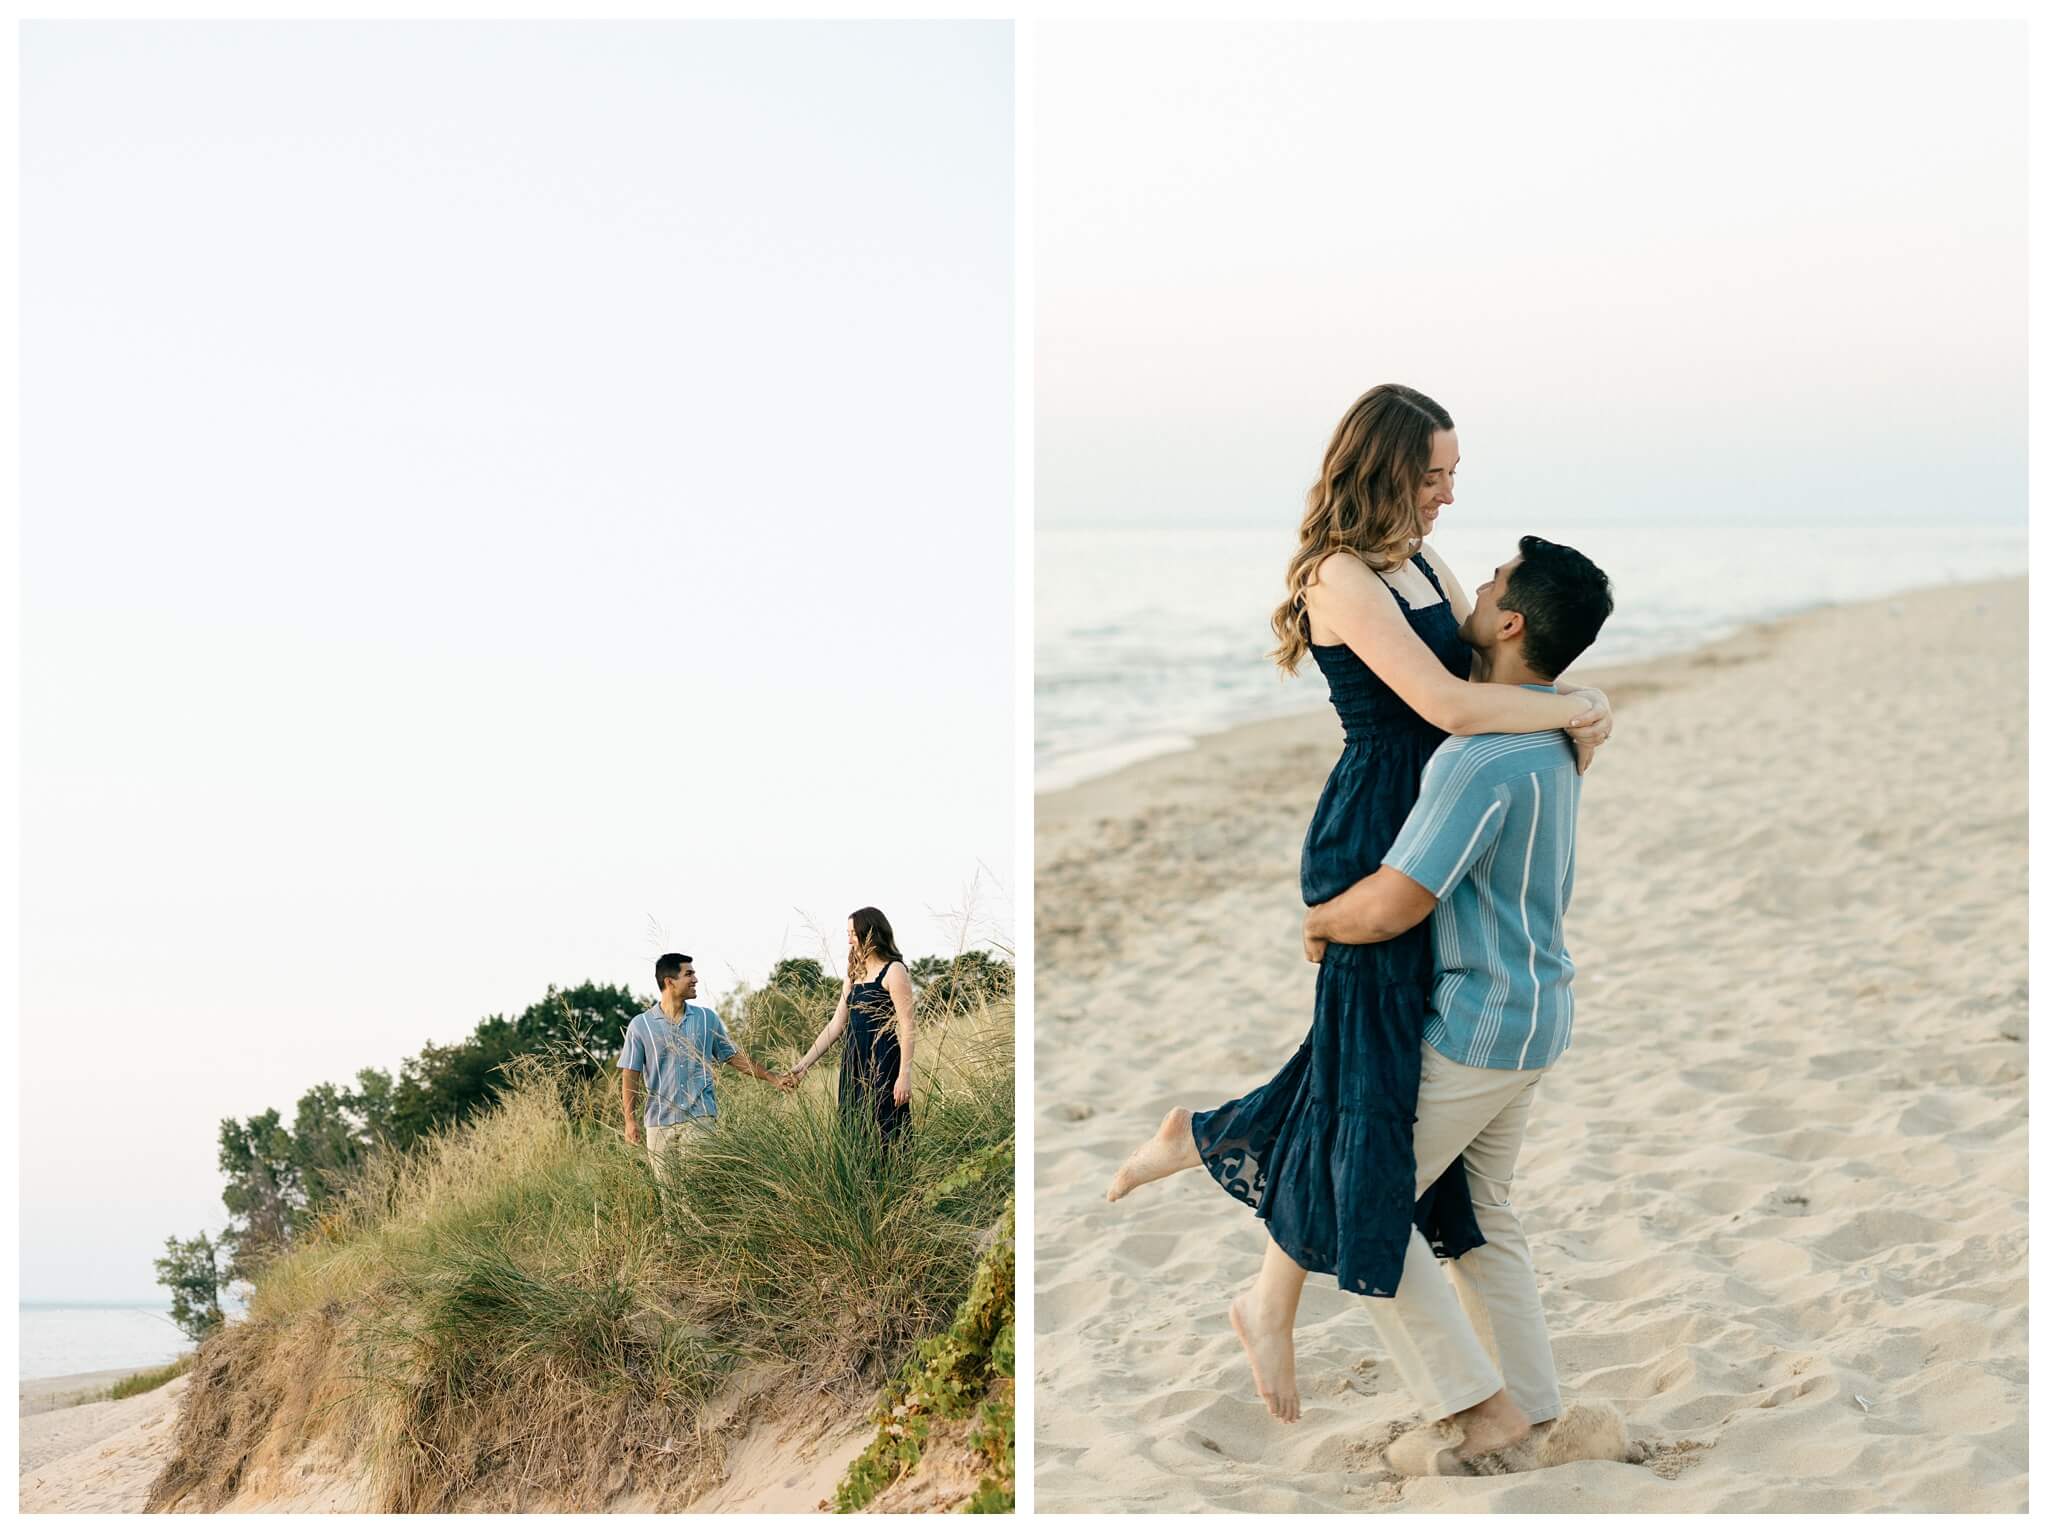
[1497,607,1526,643]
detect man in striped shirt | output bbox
[1303,535,1614,1475]
[619,953,794,1170]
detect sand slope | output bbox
[18,1370,883,1514]
[1034,578,2027,1513]
[20,1379,191,1513]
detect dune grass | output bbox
[104,1356,193,1401]
[147,995,1014,1513]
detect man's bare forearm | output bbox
[620,1070,643,1138]
[1308,867,1437,946]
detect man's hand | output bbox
[1303,909,1328,965]
[775,1072,798,1092]
[892,1077,911,1107]
[624,1123,642,1147]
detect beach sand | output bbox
[1034,577,2027,1513]
[20,1377,192,1512]
[17,1366,882,1514]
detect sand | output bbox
[1034,577,2028,1514]
[18,1367,881,1514]
[20,1378,191,1512]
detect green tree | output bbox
[728,960,842,1060]
[511,981,645,1080]
[216,1109,301,1277]
[765,957,837,997]
[154,1231,225,1342]
[911,950,1015,1015]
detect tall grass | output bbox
[147,994,1013,1513]
[104,1356,193,1401]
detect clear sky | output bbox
[20,21,1012,1302]
[1037,19,2026,528]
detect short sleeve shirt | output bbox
[1382,693,1582,1072]
[617,1003,737,1125]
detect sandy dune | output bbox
[20,1378,190,1513]
[1034,578,2027,1513]
[17,1368,877,1514]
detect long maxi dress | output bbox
[1189,552,1486,1297]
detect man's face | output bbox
[665,963,699,1003]
[1457,554,1523,651]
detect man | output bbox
[1301,535,1617,1475]
[619,952,793,1169]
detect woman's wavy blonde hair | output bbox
[1270,384,1454,675]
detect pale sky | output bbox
[21,21,1012,1301]
[1038,19,2026,528]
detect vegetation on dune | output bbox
[104,1356,194,1401]
[146,976,1014,1514]
[157,951,1015,1306]
[834,1197,1016,1513]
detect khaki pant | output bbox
[1360,1043,1562,1423]
[645,1118,708,1184]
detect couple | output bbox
[1107,383,1623,1476]
[619,907,916,1161]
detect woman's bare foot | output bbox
[1105,1106,1201,1201]
[1228,1289,1300,1423]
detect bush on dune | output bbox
[145,994,1014,1514]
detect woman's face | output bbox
[847,919,858,948]
[1417,428,1459,537]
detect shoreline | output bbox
[1033,576,2027,1513]
[1035,577,2010,820]
[19,1367,169,1418]
[1034,567,2025,799]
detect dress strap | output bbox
[1412,550,1449,603]
[870,959,897,984]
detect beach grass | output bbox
[103,1356,193,1401]
[145,993,1014,1513]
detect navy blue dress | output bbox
[841,959,911,1148]
[1190,553,1485,1297]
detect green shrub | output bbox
[834,1197,1016,1513]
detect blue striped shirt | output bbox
[617,1003,737,1126]
[1382,695,1581,1071]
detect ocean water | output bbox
[19,1302,192,1381]
[1036,522,2027,791]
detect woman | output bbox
[1104,384,1612,1422]
[792,906,916,1148]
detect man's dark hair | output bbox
[1501,535,1613,679]
[655,952,694,989]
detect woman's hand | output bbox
[1564,687,1613,773]
[892,1076,911,1107]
